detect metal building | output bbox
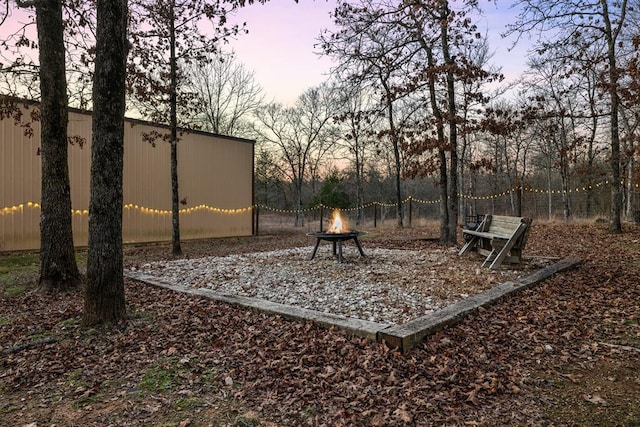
[1,100,254,251]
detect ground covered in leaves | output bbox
[128,243,540,325]
[1,222,639,426]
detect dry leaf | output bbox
[562,373,582,384]
[583,394,607,405]
[467,389,480,406]
[393,404,412,423]
[3,223,640,426]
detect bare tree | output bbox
[523,54,589,220]
[333,82,380,224]
[401,0,499,242]
[321,0,420,228]
[127,0,247,256]
[619,47,640,220]
[1,1,96,107]
[479,100,532,216]
[456,32,501,223]
[507,0,636,232]
[186,51,264,137]
[253,84,340,226]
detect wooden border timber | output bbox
[378,257,581,352]
[124,270,390,339]
[125,256,581,353]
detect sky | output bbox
[226,0,338,105]
[226,0,532,105]
[0,0,532,106]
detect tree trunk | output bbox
[440,0,459,244]
[627,155,635,219]
[35,0,82,292]
[560,163,571,220]
[295,178,304,227]
[391,132,403,228]
[354,137,365,225]
[547,163,552,220]
[169,0,182,256]
[381,78,403,229]
[84,0,128,326]
[602,2,623,232]
[424,46,448,242]
[438,148,449,242]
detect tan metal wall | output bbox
[1,103,254,251]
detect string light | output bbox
[1,202,256,216]
[1,179,637,217]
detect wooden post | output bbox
[254,204,259,236]
[374,203,378,228]
[319,205,324,231]
[517,185,523,217]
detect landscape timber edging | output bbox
[124,270,390,340]
[377,257,582,352]
[124,256,581,352]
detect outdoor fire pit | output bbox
[307,210,366,263]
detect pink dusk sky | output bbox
[0,1,530,105]
[226,0,531,105]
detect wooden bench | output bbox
[458,214,532,269]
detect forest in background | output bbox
[3,1,640,234]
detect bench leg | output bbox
[486,224,527,269]
[488,240,516,269]
[459,235,479,256]
[481,250,497,268]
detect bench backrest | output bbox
[479,215,532,239]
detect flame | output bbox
[327,209,346,233]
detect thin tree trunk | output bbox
[169,0,182,256]
[439,148,449,242]
[381,77,403,229]
[441,0,458,244]
[602,1,623,232]
[295,179,304,227]
[84,0,128,326]
[547,161,552,220]
[36,0,81,292]
[355,138,365,225]
[627,155,635,218]
[392,132,403,228]
[424,47,448,242]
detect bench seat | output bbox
[463,229,512,240]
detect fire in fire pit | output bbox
[307,209,366,263]
[328,209,345,233]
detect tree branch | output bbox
[15,0,40,8]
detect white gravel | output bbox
[130,245,522,325]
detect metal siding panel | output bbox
[2,102,254,250]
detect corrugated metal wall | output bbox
[1,103,254,251]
